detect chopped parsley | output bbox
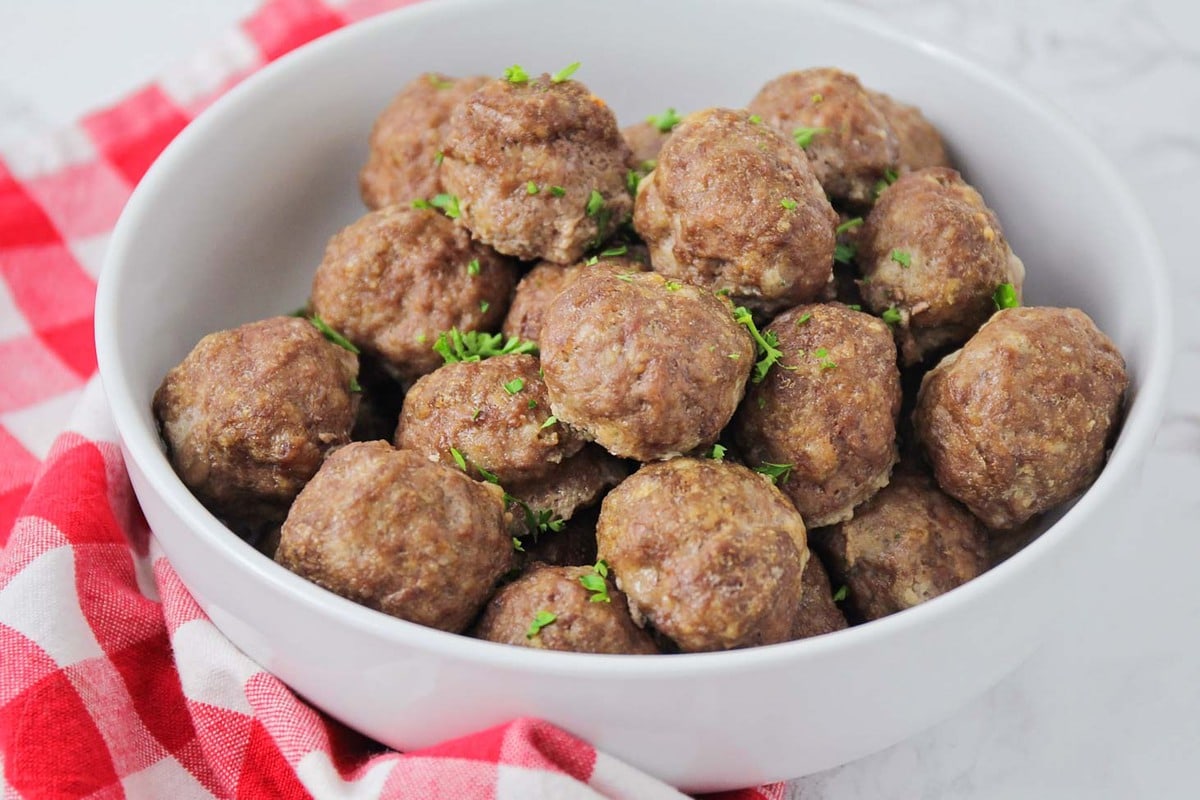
[540,415,558,429]
[626,169,642,195]
[811,92,824,104]
[834,242,857,264]
[430,193,461,219]
[890,249,912,268]
[793,126,828,149]
[309,315,360,354]
[450,447,468,471]
[549,185,566,197]
[427,74,455,90]
[411,198,433,210]
[847,304,862,311]
[585,189,605,216]
[512,537,525,552]
[348,376,362,393]
[832,585,848,603]
[467,258,481,276]
[526,181,539,195]
[836,217,863,235]
[872,168,899,199]
[550,61,582,83]
[615,272,635,283]
[434,151,444,166]
[733,306,783,384]
[795,311,813,326]
[526,610,557,638]
[503,378,525,395]
[780,197,798,210]
[479,300,490,313]
[527,397,537,409]
[433,328,538,363]
[814,347,837,370]
[754,461,794,485]
[709,443,727,461]
[881,307,902,325]
[993,283,1020,310]
[585,189,609,246]
[503,64,530,84]
[664,280,683,291]
[472,408,482,420]
[599,245,628,258]
[579,562,612,603]
[748,114,762,124]
[647,107,682,133]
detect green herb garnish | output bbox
[647,107,682,133]
[793,126,828,149]
[541,415,557,429]
[780,197,798,210]
[349,376,362,393]
[748,114,762,124]
[834,242,857,264]
[430,193,461,219]
[832,585,848,603]
[427,75,455,90]
[993,283,1019,310]
[795,312,813,326]
[411,198,433,210]
[579,561,611,603]
[550,62,582,83]
[733,306,783,384]
[754,462,794,485]
[503,378,525,395]
[503,64,530,84]
[526,610,557,638]
[599,245,628,258]
[882,307,902,325]
[450,447,468,471]
[549,185,566,197]
[872,168,899,199]
[626,169,642,195]
[836,217,863,235]
[814,346,837,370]
[467,258,481,276]
[664,280,683,291]
[709,443,727,461]
[309,315,360,354]
[434,151,444,166]
[890,249,911,268]
[512,537,525,552]
[433,328,538,363]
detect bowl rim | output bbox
[94,0,1174,679]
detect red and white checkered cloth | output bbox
[0,1,787,797]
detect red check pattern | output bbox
[0,1,786,797]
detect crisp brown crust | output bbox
[793,552,849,639]
[505,444,630,537]
[748,68,900,207]
[858,167,1026,365]
[395,354,584,485]
[358,73,489,210]
[867,90,952,173]
[914,306,1128,530]
[275,441,513,632]
[441,74,633,264]
[153,316,358,530]
[633,107,837,314]
[310,206,518,383]
[734,303,901,528]
[596,458,809,652]
[540,271,754,461]
[814,466,988,621]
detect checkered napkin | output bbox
[0,1,786,797]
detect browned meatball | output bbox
[396,354,584,485]
[275,441,513,632]
[749,68,900,207]
[596,458,808,652]
[441,73,632,264]
[867,90,952,173]
[358,73,489,210]
[813,466,988,621]
[502,252,649,345]
[622,120,671,166]
[914,306,1128,530]
[506,444,629,537]
[734,303,901,528]
[310,206,518,383]
[473,563,658,654]
[541,271,754,461]
[858,168,1026,365]
[153,316,358,532]
[794,553,849,639]
[634,108,837,314]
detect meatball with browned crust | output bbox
[502,251,649,345]
[867,90,952,173]
[276,441,513,632]
[310,206,518,383]
[858,168,1026,365]
[794,553,849,639]
[914,306,1128,530]
[735,303,901,528]
[396,353,584,485]
[634,108,837,314]
[541,271,754,461]
[359,72,489,210]
[812,465,988,621]
[153,316,359,534]
[506,444,629,537]
[596,458,809,653]
[473,563,658,654]
[749,68,900,208]
[441,73,632,264]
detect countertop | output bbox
[2,1,1197,797]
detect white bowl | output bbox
[95,0,1172,790]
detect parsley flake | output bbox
[665,280,683,291]
[834,242,857,264]
[616,272,635,283]
[814,347,837,370]
[526,181,539,195]
[349,376,362,393]
[793,126,828,148]
[585,189,605,216]
[427,75,455,90]
[647,107,682,133]
[890,249,912,268]
[836,217,864,235]
[780,197,798,210]
[527,398,537,409]
[467,258,481,276]
[433,328,538,363]
[626,169,642,195]
[993,283,1020,310]
[709,443,727,461]
[503,378,525,395]
[434,150,445,166]
[579,563,611,603]
[503,64,530,84]
[795,311,813,326]
[512,537,525,552]
[882,307,902,325]
[733,306,783,384]
[450,447,468,471]
[480,300,490,313]
[872,168,899,199]
[411,198,433,210]
[550,61,582,83]
[748,114,762,124]
[811,92,824,104]
[309,315,360,354]
[832,585,848,603]
[549,185,566,197]
[754,461,794,485]
[540,415,557,429]
[472,408,482,420]
[526,610,557,638]
[599,245,628,258]
[585,189,610,246]
[430,193,461,219]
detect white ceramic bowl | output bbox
[95,0,1172,790]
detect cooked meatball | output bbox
[396,354,584,485]
[153,316,359,532]
[502,251,649,345]
[867,90,952,173]
[596,458,808,652]
[275,441,513,632]
[748,68,900,207]
[734,303,901,528]
[813,466,988,621]
[858,167,1026,365]
[794,553,849,639]
[541,271,754,461]
[473,563,658,654]
[622,120,671,166]
[440,73,632,264]
[506,444,629,537]
[310,206,518,383]
[634,108,837,314]
[914,306,1128,530]
[358,73,489,210]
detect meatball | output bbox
[622,119,671,166]
[506,444,629,537]
[473,563,658,654]
[153,316,358,532]
[734,303,901,528]
[858,167,1026,365]
[541,271,754,461]
[812,466,988,621]
[794,553,849,639]
[310,206,518,383]
[395,354,584,485]
[502,251,649,345]
[440,73,632,264]
[358,72,489,210]
[748,68,900,207]
[597,458,808,652]
[275,441,513,632]
[914,306,1128,530]
[634,107,837,314]
[867,90,952,173]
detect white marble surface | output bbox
[1,0,1197,797]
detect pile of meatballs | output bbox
[153,65,1128,655]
